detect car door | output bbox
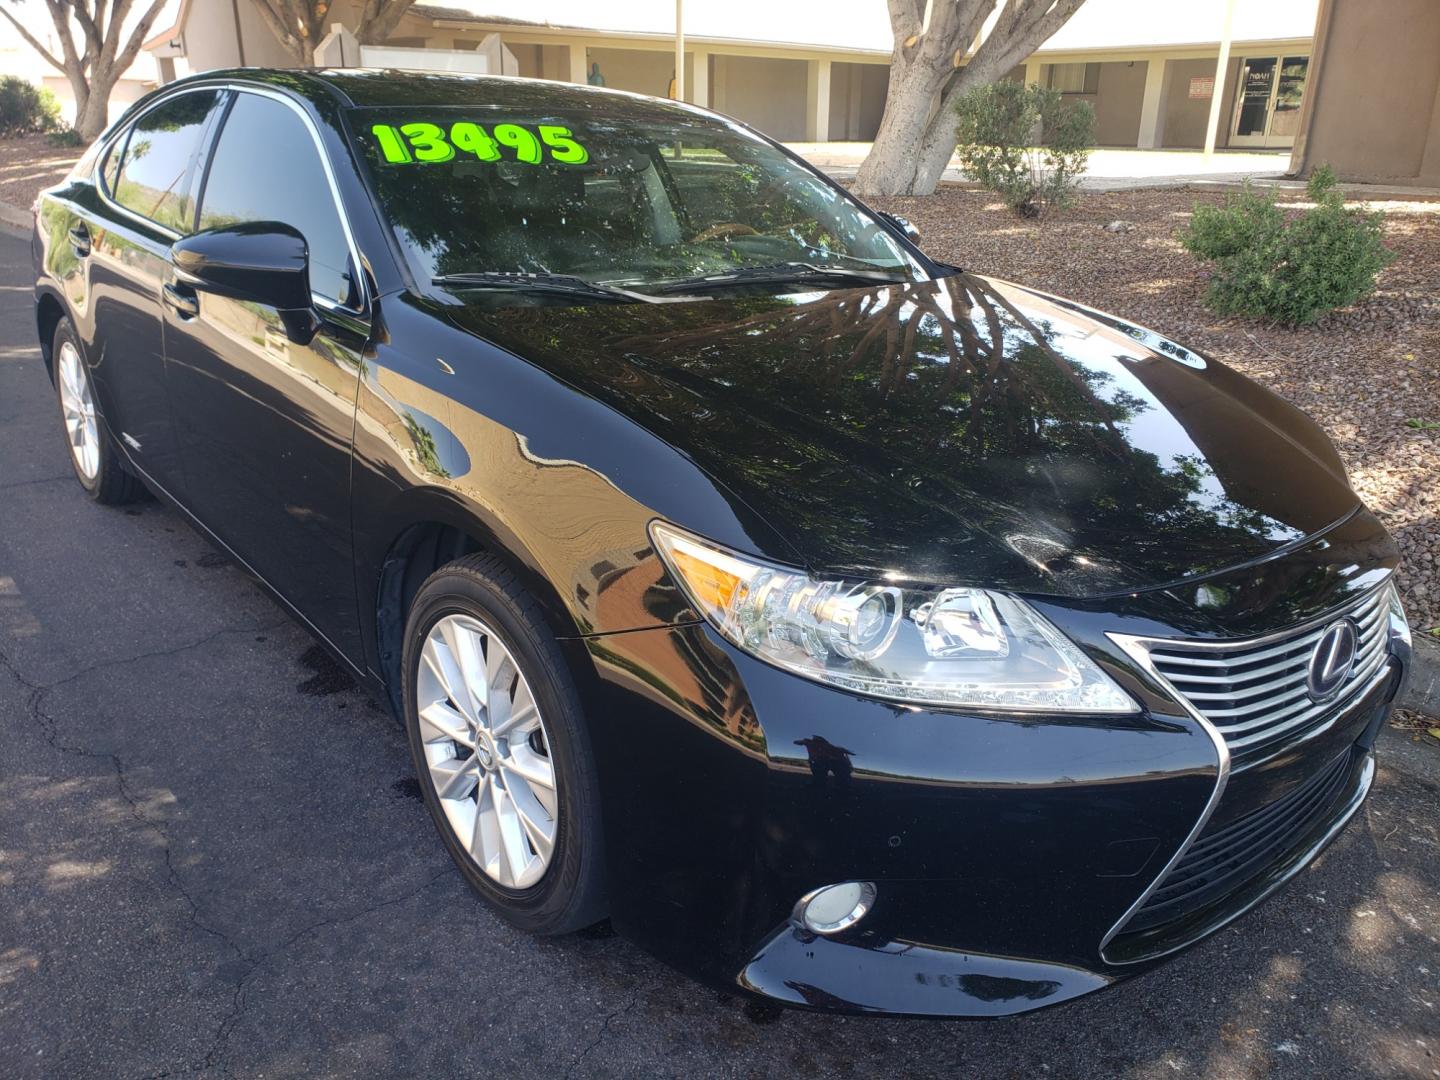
[77,88,226,494]
[162,88,369,661]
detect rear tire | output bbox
[402,553,607,935]
[52,319,145,505]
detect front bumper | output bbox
[579,589,1406,1018]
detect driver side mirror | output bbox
[170,221,319,344]
[878,211,922,246]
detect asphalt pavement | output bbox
[1,230,1438,1078]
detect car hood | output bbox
[446,273,1360,597]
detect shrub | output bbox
[47,127,86,148]
[0,76,62,137]
[955,81,1094,217]
[1180,167,1393,326]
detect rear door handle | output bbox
[163,281,199,319]
[67,224,90,256]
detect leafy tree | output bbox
[853,0,1089,199]
[955,80,1093,217]
[0,0,169,139]
[249,0,419,66]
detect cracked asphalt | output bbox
[1,229,1439,1079]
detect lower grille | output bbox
[1143,583,1393,767]
[1124,750,1353,936]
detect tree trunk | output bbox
[74,91,110,140]
[852,74,938,197]
[853,0,1091,199]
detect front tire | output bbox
[52,319,145,505]
[402,554,606,935]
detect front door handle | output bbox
[163,281,199,319]
[67,224,90,257]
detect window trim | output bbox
[93,80,370,318]
[194,87,369,316]
[96,87,228,241]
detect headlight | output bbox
[650,522,1137,713]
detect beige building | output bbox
[1287,0,1440,184]
[0,0,1348,152]
[134,0,1325,150]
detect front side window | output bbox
[112,90,222,233]
[198,93,357,307]
[348,104,921,295]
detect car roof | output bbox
[165,67,717,126]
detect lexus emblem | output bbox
[1306,619,1358,701]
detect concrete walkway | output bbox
[788,142,1291,191]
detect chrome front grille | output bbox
[1141,583,1393,767]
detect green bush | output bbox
[1180,167,1393,326]
[954,81,1094,217]
[47,127,86,148]
[0,76,62,137]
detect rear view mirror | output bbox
[171,222,318,343]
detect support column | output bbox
[806,58,832,142]
[1204,0,1237,159]
[691,49,708,106]
[567,41,587,84]
[712,54,728,112]
[847,67,863,141]
[1024,59,1043,86]
[1136,57,1168,148]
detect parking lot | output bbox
[1,229,1437,1078]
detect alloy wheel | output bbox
[416,613,559,889]
[57,341,99,482]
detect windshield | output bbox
[348,103,922,296]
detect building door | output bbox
[1230,55,1309,148]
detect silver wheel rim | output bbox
[57,341,99,482]
[417,613,558,889]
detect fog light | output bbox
[794,881,876,935]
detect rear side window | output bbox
[112,90,222,233]
[198,93,357,308]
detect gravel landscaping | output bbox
[867,186,1440,642]
[0,134,81,215]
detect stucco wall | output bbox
[1074,60,1148,146]
[1161,57,1241,149]
[171,0,296,70]
[1296,0,1440,181]
[586,47,692,101]
[714,55,808,140]
[828,62,888,141]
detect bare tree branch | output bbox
[0,5,65,71]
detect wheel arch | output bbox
[367,488,588,718]
[35,287,68,380]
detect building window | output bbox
[1047,62,1099,95]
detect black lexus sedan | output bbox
[30,69,1412,1018]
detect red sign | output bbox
[1189,76,1215,100]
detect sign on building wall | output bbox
[1189,76,1215,100]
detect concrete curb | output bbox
[1399,634,1440,719]
[0,199,30,239]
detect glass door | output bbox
[1230,55,1309,148]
